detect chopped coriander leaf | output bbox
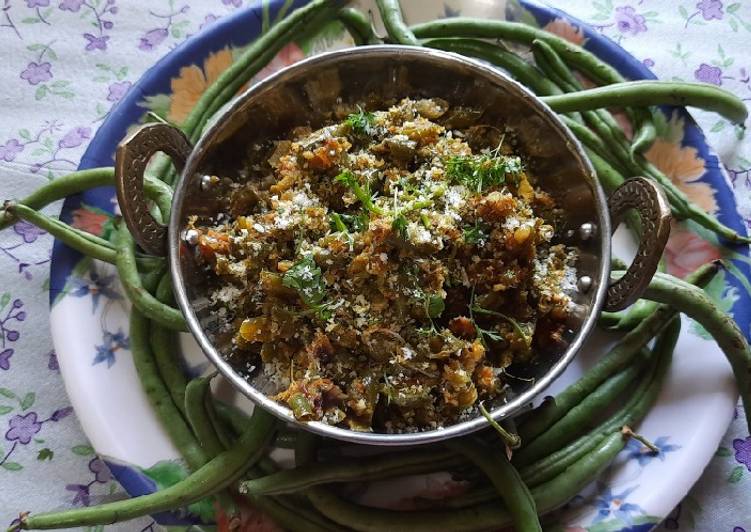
[335,170,384,215]
[425,294,445,319]
[330,212,349,233]
[463,224,487,245]
[282,255,332,320]
[445,153,524,192]
[472,305,531,348]
[392,213,408,238]
[345,107,375,136]
[340,212,369,232]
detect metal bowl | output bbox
[115,46,670,445]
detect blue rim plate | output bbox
[48,1,751,530]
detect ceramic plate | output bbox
[49,1,751,530]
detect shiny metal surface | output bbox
[115,46,665,445]
[115,123,192,256]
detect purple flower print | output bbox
[614,6,647,36]
[697,0,723,20]
[84,33,109,51]
[58,126,91,149]
[66,483,91,506]
[58,0,83,12]
[138,28,168,51]
[50,406,73,422]
[643,58,655,68]
[222,0,241,7]
[89,457,112,483]
[734,436,751,471]
[20,61,53,85]
[695,63,723,85]
[200,13,218,30]
[5,412,42,444]
[14,220,46,243]
[0,349,12,370]
[106,80,131,102]
[0,139,23,162]
[26,0,49,7]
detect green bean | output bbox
[530,39,633,171]
[19,408,276,529]
[5,203,163,271]
[634,271,751,432]
[139,264,167,295]
[530,39,577,95]
[562,120,629,186]
[130,311,207,472]
[114,224,187,331]
[631,111,657,156]
[185,0,346,142]
[640,157,751,243]
[513,353,644,466]
[376,0,418,45]
[423,38,560,96]
[149,324,187,418]
[517,261,719,442]
[0,167,172,230]
[5,202,118,264]
[456,321,677,509]
[214,401,252,437]
[447,438,541,532]
[185,377,226,457]
[412,18,626,85]
[520,318,679,487]
[245,494,338,532]
[0,167,113,230]
[240,448,463,496]
[338,7,380,45]
[541,81,747,124]
[143,176,174,220]
[599,299,660,331]
[150,1,346,185]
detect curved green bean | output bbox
[0,167,113,230]
[114,223,187,331]
[19,407,276,529]
[423,38,560,96]
[631,113,657,156]
[376,0,419,46]
[338,7,380,45]
[517,261,719,442]
[241,448,462,496]
[447,438,541,532]
[541,81,747,124]
[185,377,226,457]
[637,271,751,432]
[514,355,643,466]
[5,202,118,264]
[411,18,626,85]
[520,318,679,487]
[130,310,207,471]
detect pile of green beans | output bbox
[3,2,751,531]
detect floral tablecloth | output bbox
[0,0,750,530]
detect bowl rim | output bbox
[168,44,611,445]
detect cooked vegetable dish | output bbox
[190,98,577,432]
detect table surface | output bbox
[1,1,750,530]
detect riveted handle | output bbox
[115,123,192,256]
[605,177,671,312]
